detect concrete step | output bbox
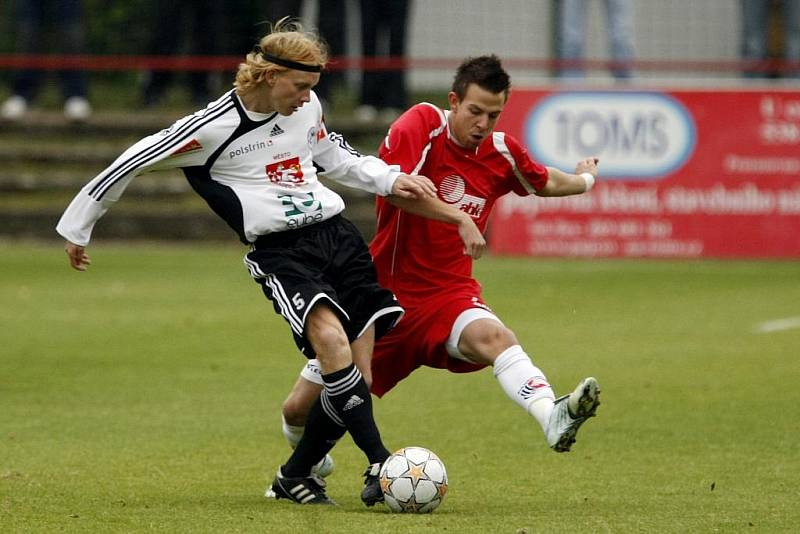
[0,144,132,165]
[0,170,191,194]
[1,110,390,144]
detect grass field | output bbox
[1,241,799,533]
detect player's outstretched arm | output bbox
[538,157,599,197]
[64,241,91,271]
[387,194,487,259]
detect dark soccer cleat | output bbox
[360,462,384,506]
[265,454,335,499]
[270,470,336,505]
[546,377,601,453]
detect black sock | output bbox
[320,363,390,465]
[281,397,345,478]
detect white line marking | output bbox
[755,317,800,333]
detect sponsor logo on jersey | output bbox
[228,139,272,160]
[270,124,285,137]
[280,192,323,229]
[307,122,327,146]
[266,157,304,185]
[439,174,486,218]
[171,138,203,156]
[517,377,551,400]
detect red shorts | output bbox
[370,291,490,397]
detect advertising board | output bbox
[491,88,800,257]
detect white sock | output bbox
[281,415,304,449]
[493,345,555,433]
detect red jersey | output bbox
[369,102,549,305]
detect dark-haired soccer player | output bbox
[274,54,602,499]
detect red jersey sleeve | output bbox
[378,103,448,174]
[493,132,549,196]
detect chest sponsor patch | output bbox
[266,157,304,185]
[439,174,486,218]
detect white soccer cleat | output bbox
[1,95,27,121]
[353,104,378,123]
[265,454,335,499]
[546,377,601,453]
[63,97,92,122]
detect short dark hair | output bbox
[451,55,511,100]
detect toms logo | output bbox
[525,92,696,179]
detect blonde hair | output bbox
[234,17,328,93]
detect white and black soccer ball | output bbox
[379,446,448,513]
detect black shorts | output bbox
[244,215,404,358]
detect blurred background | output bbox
[0,0,798,256]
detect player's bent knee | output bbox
[307,320,350,360]
[282,396,310,426]
[461,322,519,361]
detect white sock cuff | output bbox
[492,345,528,377]
[281,414,304,448]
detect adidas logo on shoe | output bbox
[342,394,364,411]
[270,124,284,137]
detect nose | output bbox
[300,90,311,103]
[476,114,489,131]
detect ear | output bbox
[447,91,459,111]
[266,70,278,87]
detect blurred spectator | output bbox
[141,0,225,108]
[555,0,635,80]
[741,0,800,78]
[0,0,92,122]
[262,0,347,107]
[355,0,411,123]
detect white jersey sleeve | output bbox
[312,127,401,197]
[56,94,236,245]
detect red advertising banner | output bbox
[490,88,800,257]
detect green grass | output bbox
[2,242,799,532]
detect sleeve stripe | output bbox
[265,274,304,334]
[91,99,235,200]
[328,131,361,157]
[89,94,231,198]
[410,104,447,175]
[411,143,433,175]
[89,95,235,200]
[492,132,537,194]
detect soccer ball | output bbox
[379,446,448,513]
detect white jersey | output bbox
[56,90,401,245]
